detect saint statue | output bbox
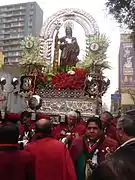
[59,25,80,68]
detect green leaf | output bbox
[77,34,111,72]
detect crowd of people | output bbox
[0,109,134,180]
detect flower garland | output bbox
[51,68,88,90]
[20,67,88,91]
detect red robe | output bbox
[70,135,118,163]
[105,120,117,141]
[0,145,35,180]
[25,137,76,180]
[52,123,85,140]
[6,112,21,124]
[79,118,86,126]
[36,112,50,120]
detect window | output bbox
[29,11,34,15]
[0,24,5,28]
[19,17,24,21]
[4,35,10,38]
[5,24,10,28]
[0,8,7,12]
[11,22,18,26]
[18,28,24,33]
[8,52,20,56]
[17,33,24,37]
[10,29,17,33]
[0,30,4,33]
[0,35,4,39]
[7,58,19,63]
[31,4,34,9]
[20,6,25,9]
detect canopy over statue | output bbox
[59,24,80,68]
[40,8,99,61]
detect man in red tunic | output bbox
[70,116,118,180]
[0,123,35,180]
[25,119,76,180]
[52,111,85,147]
[19,111,35,142]
[100,111,117,141]
[75,110,86,125]
[6,112,21,124]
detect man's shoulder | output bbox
[72,136,83,146]
[75,123,85,130]
[26,137,65,149]
[103,136,118,149]
[113,142,135,159]
[76,123,85,128]
[16,149,34,161]
[118,140,135,152]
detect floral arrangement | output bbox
[19,34,110,94]
[77,34,110,71]
[20,35,47,74]
[36,72,48,90]
[51,68,88,90]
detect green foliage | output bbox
[77,34,111,72]
[20,35,47,74]
[106,0,135,42]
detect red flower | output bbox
[51,68,88,90]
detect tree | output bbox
[106,0,135,42]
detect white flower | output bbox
[67,70,75,75]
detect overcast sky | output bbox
[0,0,120,109]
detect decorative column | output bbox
[52,20,62,74]
[53,30,59,74]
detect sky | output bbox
[0,0,120,109]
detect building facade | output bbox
[119,34,135,113]
[110,91,120,115]
[0,2,43,64]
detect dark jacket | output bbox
[91,139,135,180]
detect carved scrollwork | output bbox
[40,98,96,114]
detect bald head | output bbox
[35,119,52,135]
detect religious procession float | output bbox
[0,8,110,121]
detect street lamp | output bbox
[0,77,6,90]
[0,77,19,119]
[11,77,19,89]
[28,94,42,121]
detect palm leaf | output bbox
[77,33,111,72]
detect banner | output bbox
[119,41,135,87]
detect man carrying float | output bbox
[70,116,118,180]
[52,111,85,148]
